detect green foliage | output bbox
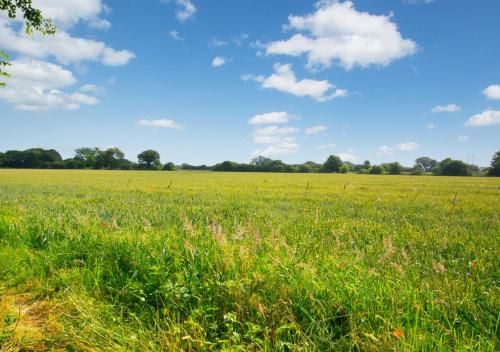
[323,155,342,173]
[488,151,500,176]
[339,164,349,173]
[438,158,470,176]
[162,162,176,171]
[137,150,161,170]
[386,162,402,175]
[415,157,437,172]
[368,165,384,174]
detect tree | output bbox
[369,165,385,174]
[138,150,161,169]
[1,0,56,86]
[438,158,470,176]
[323,155,342,173]
[339,164,350,173]
[488,151,500,176]
[387,162,402,175]
[74,147,100,168]
[415,157,437,173]
[163,162,176,171]
[95,147,125,169]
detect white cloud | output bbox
[465,110,500,127]
[251,124,300,157]
[0,18,135,66]
[431,104,461,113]
[243,63,347,102]
[265,0,417,70]
[252,142,299,158]
[212,56,226,67]
[305,125,327,135]
[0,59,98,111]
[427,123,436,129]
[316,143,336,149]
[169,30,184,41]
[32,0,110,29]
[457,135,469,142]
[210,37,228,47]
[249,111,296,125]
[80,84,106,95]
[138,119,182,129]
[483,85,500,100]
[175,0,197,22]
[404,0,435,4]
[377,142,419,157]
[252,125,299,144]
[338,149,357,162]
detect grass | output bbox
[0,169,498,351]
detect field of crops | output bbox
[0,170,498,351]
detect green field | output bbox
[0,170,498,351]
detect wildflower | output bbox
[393,329,404,338]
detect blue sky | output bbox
[1,0,499,166]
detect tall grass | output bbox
[0,170,498,351]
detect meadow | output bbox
[0,169,498,351]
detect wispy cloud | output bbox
[242,63,347,102]
[137,118,182,129]
[432,104,461,113]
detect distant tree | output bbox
[96,147,125,169]
[163,162,176,171]
[138,150,161,169]
[339,164,350,173]
[438,158,470,176]
[369,165,385,174]
[323,155,342,173]
[74,147,100,168]
[298,164,312,173]
[415,157,437,172]
[488,151,500,176]
[363,160,371,170]
[387,162,402,175]
[1,0,56,87]
[213,161,239,171]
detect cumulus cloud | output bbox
[175,0,197,21]
[305,125,327,135]
[169,30,184,41]
[137,119,182,129]
[248,111,297,125]
[212,56,226,67]
[251,124,300,157]
[465,110,500,127]
[431,104,461,113]
[252,142,299,158]
[483,85,500,100]
[338,149,357,162]
[265,0,417,70]
[242,63,347,102]
[377,142,419,157]
[32,0,110,29]
[0,59,98,111]
[0,18,135,66]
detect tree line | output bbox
[0,147,499,177]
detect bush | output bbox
[369,165,384,174]
[163,162,176,171]
[339,164,350,173]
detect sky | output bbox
[0,0,499,166]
